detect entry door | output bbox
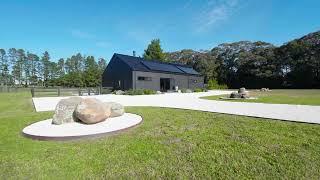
[160,78,170,92]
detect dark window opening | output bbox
[138,76,152,81]
[160,78,170,92]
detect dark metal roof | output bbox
[113,53,201,75]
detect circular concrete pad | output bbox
[22,113,142,141]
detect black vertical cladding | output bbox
[102,55,133,90]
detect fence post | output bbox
[57,87,61,96]
[31,88,35,97]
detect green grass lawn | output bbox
[1,92,320,179]
[202,89,320,105]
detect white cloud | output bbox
[71,29,95,39]
[96,41,111,48]
[70,29,111,49]
[195,0,241,32]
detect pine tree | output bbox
[41,51,50,87]
[98,58,107,72]
[84,56,99,87]
[26,53,39,85]
[0,49,6,86]
[8,48,17,85]
[143,39,166,61]
[57,58,65,77]
[14,49,25,85]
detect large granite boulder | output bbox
[103,102,125,117]
[52,97,83,125]
[75,98,111,124]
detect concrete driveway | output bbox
[32,90,320,124]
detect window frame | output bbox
[137,76,152,81]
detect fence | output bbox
[0,86,113,97]
[0,86,31,93]
[31,87,112,97]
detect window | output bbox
[138,76,152,81]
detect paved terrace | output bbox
[33,90,320,124]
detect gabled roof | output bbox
[113,53,201,76]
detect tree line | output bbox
[2,30,318,89]
[0,48,107,87]
[165,31,320,89]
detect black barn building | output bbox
[102,53,204,91]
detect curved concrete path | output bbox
[32,90,320,124]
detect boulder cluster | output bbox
[229,87,250,99]
[260,88,271,92]
[52,97,125,125]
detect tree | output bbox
[8,48,17,85]
[83,56,99,87]
[193,53,219,83]
[26,52,39,85]
[143,39,166,61]
[41,51,50,87]
[12,49,26,85]
[0,49,7,85]
[57,58,65,77]
[98,58,107,73]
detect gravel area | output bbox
[32,90,320,124]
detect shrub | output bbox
[181,89,193,93]
[143,89,156,95]
[124,89,156,95]
[194,88,208,92]
[101,87,112,94]
[207,79,228,90]
[194,88,203,92]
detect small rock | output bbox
[103,102,125,117]
[230,92,241,98]
[115,90,125,95]
[238,87,246,94]
[52,97,83,125]
[186,89,193,93]
[237,87,250,98]
[240,91,250,98]
[261,88,271,92]
[75,98,111,124]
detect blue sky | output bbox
[1,0,319,61]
